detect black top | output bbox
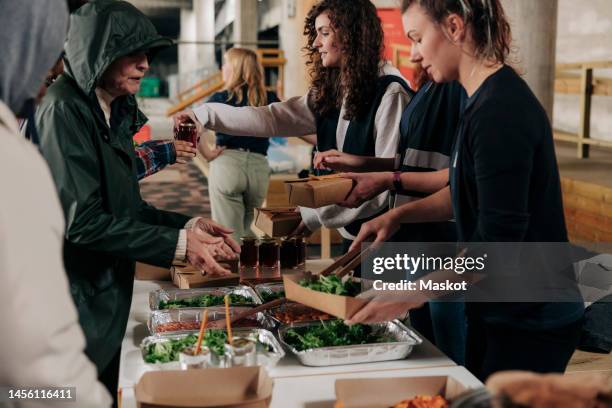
[451,65,567,243]
[450,65,583,328]
[314,75,412,237]
[392,81,465,243]
[208,88,280,156]
[315,75,412,156]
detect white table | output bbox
[118,261,470,407]
[271,366,482,408]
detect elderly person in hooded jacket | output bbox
[0,1,111,407]
[36,0,239,396]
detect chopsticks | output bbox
[228,298,288,325]
[224,295,233,345]
[319,246,362,277]
[195,309,208,355]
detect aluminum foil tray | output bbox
[253,282,285,303]
[140,328,285,370]
[149,286,261,310]
[278,320,422,367]
[148,306,276,335]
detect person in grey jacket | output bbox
[0,1,111,407]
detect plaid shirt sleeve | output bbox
[134,140,177,180]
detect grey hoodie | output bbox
[0,0,68,115]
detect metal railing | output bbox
[554,61,612,158]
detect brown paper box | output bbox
[282,273,366,320]
[136,262,171,281]
[254,207,302,237]
[335,375,471,408]
[284,177,353,208]
[171,264,240,289]
[135,367,273,408]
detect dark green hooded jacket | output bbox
[36,0,190,373]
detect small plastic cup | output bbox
[179,346,210,370]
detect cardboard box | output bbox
[254,207,302,237]
[136,262,171,281]
[135,367,273,408]
[282,273,366,320]
[171,263,240,289]
[284,176,353,208]
[335,375,471,408]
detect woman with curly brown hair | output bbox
[174,0,412,249]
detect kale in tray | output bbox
[158,293,254,309]
[144,331,228,363]
[260,289,285,303]
[144,330,272,363]
[283,320,395,351]
[298,275,360,296]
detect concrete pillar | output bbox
[195,0,216,67]
[179,8,197,74]
[234,0,258,49]
[279,0,316,98]
[501,0,559,120]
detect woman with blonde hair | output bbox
[201,47,280,241]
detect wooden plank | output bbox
[578,68,593,158]
[167,81,225,116]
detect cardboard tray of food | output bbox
[278,320,422,367]
[135,366,273,408]
[149,286,261,311]
[148,307,276,335]
[254,207,302,237]
[334,374,476,408]
[141,329,285,370]
[282,273,366,320]
[284,175,354,208]
[171,263,240,289]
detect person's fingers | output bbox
[338,172,359,181]
[200,247,231,276]
[206,219,235,235]
[196,232,224,245]
[349,225,372,252]
[176,158,188,164]
[173,112,191,130]
[345,303,376,325]
[224,236,241,254]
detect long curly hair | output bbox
[304,0,384,120]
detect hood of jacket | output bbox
[64,0,172,97]
[0,0,68,115]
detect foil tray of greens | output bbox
[278,319,422,366]
[253,282,286,303]
[149,286,261,310]
[140,328,284,370]
[148,306,276,335]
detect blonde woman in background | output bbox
[200,48,280,242]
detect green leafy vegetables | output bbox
[158,293,254,309]
[144,331,272,363]
[260,290,285,303]
[298,275,360,296]
[283,320,395,351]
